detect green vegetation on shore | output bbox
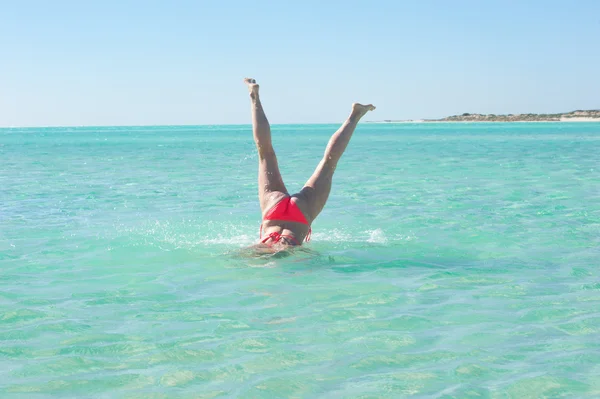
[429,109,600,122]
[369,110,600,123]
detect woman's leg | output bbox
[300,103,375,221]
[244,78,288,213]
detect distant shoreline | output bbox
[368,110,600,124]
[367,118,600,124]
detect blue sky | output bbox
[1,0,599,126]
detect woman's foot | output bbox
[351,103,376,120]
[244,78,260,99]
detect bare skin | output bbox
[244,78,375,248]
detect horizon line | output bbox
[3,121,600,129]
[0,122,351,129]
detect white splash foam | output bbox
[366,228,388,244]
[201,234,255,246]
[310,229,355,242]
[112,219,405,250]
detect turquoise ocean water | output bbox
[1,122,600,398]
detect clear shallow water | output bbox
[1,122,600,398]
